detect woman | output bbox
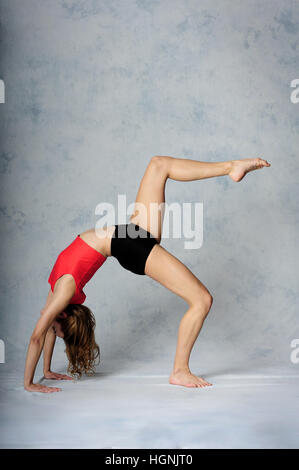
[24,155,270,393]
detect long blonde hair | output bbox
[57,304,100,378]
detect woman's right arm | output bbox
[24,282,74,393]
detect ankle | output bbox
[172,366,191,375]
[226,160,233,174]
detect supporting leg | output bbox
[145,244,213,388]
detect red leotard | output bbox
[48,234,107,304]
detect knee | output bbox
[191,291,213,317]
[150,155,169,173]
[201,291,213,314]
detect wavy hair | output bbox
[57,304,100,379]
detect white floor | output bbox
[0,364,298,449]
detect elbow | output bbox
[30,334,42,345]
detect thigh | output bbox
[144,244,210,306]
[130,157,167,242]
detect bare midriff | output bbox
[78,226,116,257]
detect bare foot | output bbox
[169,369,212,388]
[229,157,270,182]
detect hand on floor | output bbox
[44,371,73,380]
[24,383,62,393]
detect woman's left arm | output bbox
[24,282,75,393]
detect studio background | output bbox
[0,0,298,449]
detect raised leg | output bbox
[144,244,213,388]
[130,155,270,241]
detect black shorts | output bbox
[111,223,158,275]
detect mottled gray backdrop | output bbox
[0,0,298,379]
